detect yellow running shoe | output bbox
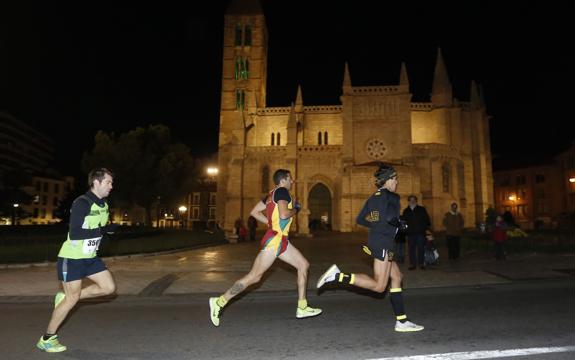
[296,306,323,319]
[54,291,65,308]
[36,335,67,353]
[209,297,222,327]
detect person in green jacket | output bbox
[37,168,118,353]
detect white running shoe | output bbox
[395,320,424,332]
[316,264,340,289]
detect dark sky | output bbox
[1,1,574,176]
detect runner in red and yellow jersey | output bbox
[209,169,322,326]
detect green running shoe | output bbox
[36,335,67,353]
[296,306,323,319]
[54,291,65,308]
[209,297,222,327]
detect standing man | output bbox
[317,164,423,332]
[443,202,464,260]
[36,168,119,353]
[402,195,431,270]
[209,169,322,326]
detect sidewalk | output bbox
[0,232,573,299]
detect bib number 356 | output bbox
[83,238,101,255]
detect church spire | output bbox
[295,85,303,112]
[399,62,409,87]
[342,62,352,94]
[431,48,452,106]
[470,80,481,109]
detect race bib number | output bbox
[82,237,102,255]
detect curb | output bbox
[0,241,228,270]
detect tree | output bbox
[82,124,197,225]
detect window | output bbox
[236,89,245,110]
[235,58,249,80]
[535,174,545,183]
[276,132,281,146]
[41,208,46,219]
[192,193,200,205]
[33,208,39,218]
[324,131,328,145]
[235,24,243,46]
[271,133,275,146]
[192,207,200,220]
[42,195,47,205]
[442,163,451,193]
[516,175,526,185]
[35,181,41,191]
[262,165,270,193]
[53,197,58,206]
[43,182,48,192]
[235,57,241,80]
[209,207,216,219]
[500,177,510,186]
[244,25,252,46]
[318,132,322,145]
[517,204,528,217]
[54,183,60,194]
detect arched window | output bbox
[235,24,243,46]
[318,132,322,145]
[324,131,328,145]
[244,25,252,46]
[271,133,275,146]
[442,163,451,193]
[262,165,270,193]
[276,132,281,146]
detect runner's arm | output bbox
[356,200,372,228]
[69,198,102,240]
[250,200,268,224]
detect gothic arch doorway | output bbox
[308,183,332,231]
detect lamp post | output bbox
[12,203,19,226]
[206,167,219,182]
[178,205,187,229]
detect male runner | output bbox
[317,164,424,332]
[36,168,119,352]
[209,169,322,326]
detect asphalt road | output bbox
[3,279,575,360]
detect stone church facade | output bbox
[217,2,494,234]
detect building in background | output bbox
[0,112,55,174]
[217,1,493,234]
[493,143,575,229]
[18,175,75,225]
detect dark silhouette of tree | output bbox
[82,124,198,225]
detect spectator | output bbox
[402,195,431,270]
[443,202,464,260]
[493,215,508,260]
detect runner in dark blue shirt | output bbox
[317,164,424,332]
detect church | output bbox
[216,1,494,234]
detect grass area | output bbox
[454,229,575,254]
[0,226,226,264]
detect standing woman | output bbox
[317,164,424,332]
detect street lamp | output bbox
[207,167,219,177]
[12,203,19,226]
[569,177,575,183]
[178,206,187,229]
[508,195,516,202]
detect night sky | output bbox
[1,1,573,177]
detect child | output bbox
[493,215,507,260]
